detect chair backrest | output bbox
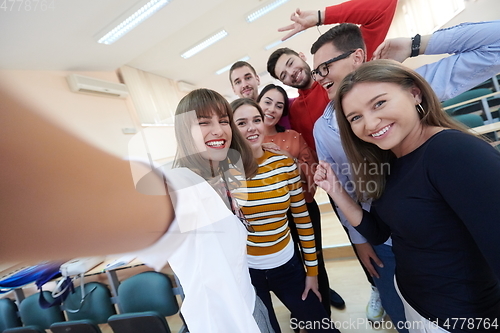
[108,311,171,333]
[0,298,22,331]
[452,114,484,128]
[3,326,46,333]
[117,272,179,317]
[50,319,102,333]
[442,88,493,115]
[64,282,116,324]
[18,291,65,330]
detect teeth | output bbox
[371,125,390,137]
[247,135,258,140]
[265,114,274,119]
[325,82,333,89]
[206,140,224,147]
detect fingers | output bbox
[278,23,295,32]
[371,254,384,269]
[281,29,299,42]
[371,41,387,60]
[364,260,380,279]
[301,288,309,301]
[313,288,322,302]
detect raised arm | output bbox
[279,0,398,59]
[374,20,500,101]
[0,87,174,262]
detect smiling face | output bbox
[274,53,312,89]
[190,111,232,167]
[341,81,423,157]
[230,66,260,100]
[313,43,363,100]
[258,88,286,129]
[233,104,265,157]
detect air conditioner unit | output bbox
[177,80,197,93]
[66,74,129,98]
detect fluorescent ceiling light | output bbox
[264,40,283,51]
[181,30,228,59]
[216,56,250,75]
[247,0,289,23]
[264,31,304,50]
[97,0,171,45]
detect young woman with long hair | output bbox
[315,60,500,332]
[231,98,339,333]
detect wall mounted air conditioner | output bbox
[66,74,129,98]
[177,80,196,93]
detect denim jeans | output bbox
[372,243,408,333]
[249,253,340,333]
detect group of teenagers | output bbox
[2,0,500,332]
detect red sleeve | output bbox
[324,0,398,59]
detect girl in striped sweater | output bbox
[231,98,339,333]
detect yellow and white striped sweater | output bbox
[233,150,318,276]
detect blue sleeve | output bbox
[314,114,369,244]
[416,20,500,101]
[426,132,500,279]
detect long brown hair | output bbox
[173,89,258,180]
[334,59,472,200]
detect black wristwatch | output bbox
[410,34,421,57]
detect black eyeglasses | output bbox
[311,50,355,81]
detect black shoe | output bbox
[330,288,345,309]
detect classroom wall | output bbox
[0,69,176,159]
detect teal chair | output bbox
[3,326,46,333]
[64,282,116,323]
[107,271,182,333]
[50,319,102,333]
[442,88,493,116]
[48,282,116,333]
[108,311,171,333]
[18,291,65,330]
[0,298,22,331]
[452,114,484,128]
[442,88,500,122]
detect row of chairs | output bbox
[0,271,186,333]
[442,75,500,143]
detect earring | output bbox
[416,103,425,118]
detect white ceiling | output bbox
[0,0,496,100]
[0,0,343,99]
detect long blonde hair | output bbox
[335,60,472,200]
[173,89,258,180]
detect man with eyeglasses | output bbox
[267,0,398,322]
[309,18,500,332]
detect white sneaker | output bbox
[366,286,385,322]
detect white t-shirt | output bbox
[134,167,259,333]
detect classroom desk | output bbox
[0,258,184,308]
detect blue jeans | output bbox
[372,244,408,333]
[249,253,339,333]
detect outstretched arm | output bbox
[0,87,174,262]
[374,20,500,101]
[279,0,398,59]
